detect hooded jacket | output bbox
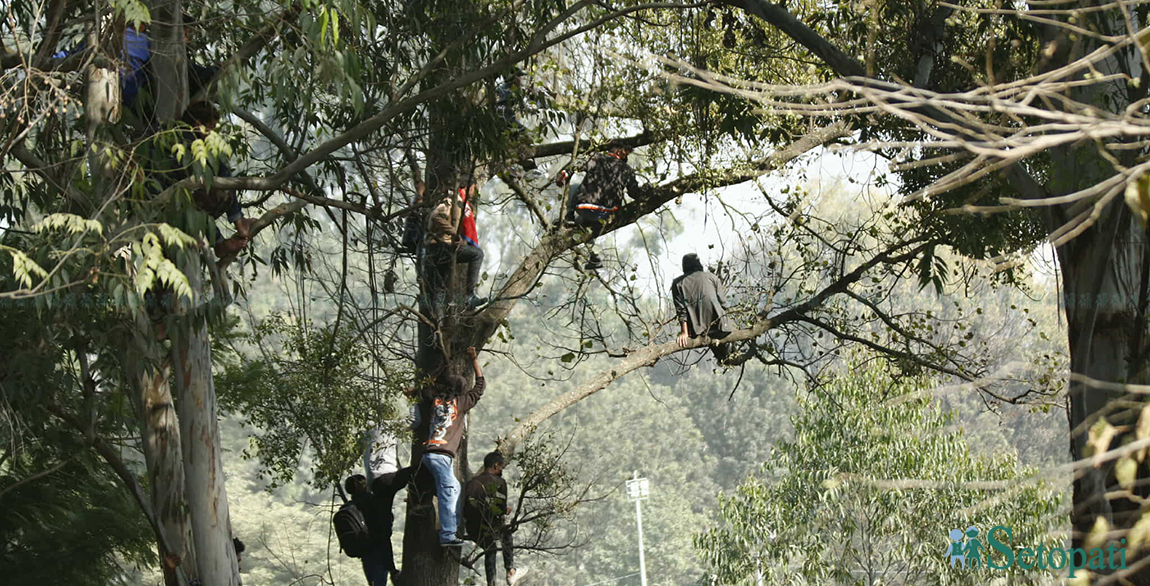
[671,255,734,338]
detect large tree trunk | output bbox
[125,345,197,586]
[1044,8,1150,578]
[172,250,240,585]
[150,0,188,121]
[1058,208,1150,541]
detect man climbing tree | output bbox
[557,146,650,269]
[419,346,486,547]
[423,184,487,310]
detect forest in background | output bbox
[109,158,1071,586]
[6,0,1140,582]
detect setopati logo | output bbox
[946,525,1127,578]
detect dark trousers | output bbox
[361,546,390,586]
[423,243,484,298]
[702,328,732,364]
[479,528,514,586]
[710,342,731,364]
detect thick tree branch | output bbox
[190,4,302,103]
[473,121,852,346]
[231,107,326,198]
[719,0,866,78]
[500,223,929,455]
[722,0,1049,200]
[523,132,656,161]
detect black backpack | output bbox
[333,501,371,558]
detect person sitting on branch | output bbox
[671,253,735,364]
[555,146,650,270]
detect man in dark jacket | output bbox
[419,347,486,546]
[346,470,414,586]
[556,146,650,270]
[671,253,735,363]
[466,451,529,586]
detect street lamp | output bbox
[625,471,650,586]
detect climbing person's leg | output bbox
[708,327,733,364]
[421,244,452,314]
[421,452,462,544]
[501,526,520,583]
[480,532,499,586]
[561,181,582,226]
[710,342,731,364]
[361,546,390,585]
[453,244,486,308]
[572,209,609,270]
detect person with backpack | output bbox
[422,184,486,310]
[419,346,486,547]
[339,469,415,585]
[465,451,529,586]
[555,146,651,270]
[671,253,735,363]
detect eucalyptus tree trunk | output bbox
[397,3,490,574]
[171,250,240,585]
[144,0,238,581]
[124,338,196,586]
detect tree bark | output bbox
[171,250,240,585]
[150,0,188,121]
[124,345,197,586]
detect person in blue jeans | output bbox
[419,347,485,546]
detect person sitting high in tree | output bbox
[555,146,650,270]
[671,253,735,364]
[422,183,486,309]
[465,451,529,586]
[418,347,486,547]
[170,101,255,261]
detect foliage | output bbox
[217,313,409,489]
[695,358,1064,585]
[0,438,156,585]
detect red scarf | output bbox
[460,188,479,249]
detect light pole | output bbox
[625,471,650,586]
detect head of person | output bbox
[484,451,505,474]
[232,537,245,565]
[610,146,632,159]
[182,100,220,132]
[682,253,704,275]
[345,474,369,496]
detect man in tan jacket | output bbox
[423,184,486,309]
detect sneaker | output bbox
[466,295,488,310]
[440,538,465,547]
[584,252,603,271]
[508,567,530,585]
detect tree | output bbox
[1,0,1068,584]
[620,0,1150,578]
[695,359,1064,585]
